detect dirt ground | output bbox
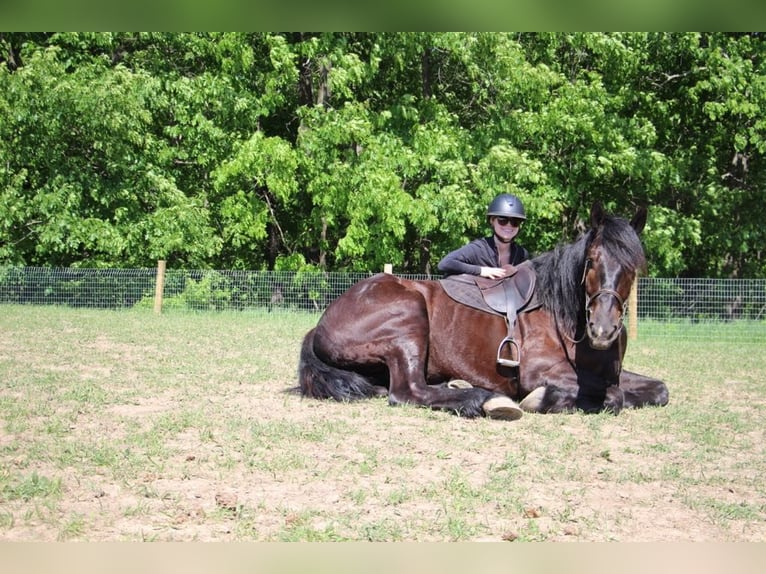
[3,381,764,542]
[1,309,765,542]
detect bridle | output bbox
[562,258,629,344]
[582,257,629,329]
[585,290,628,331]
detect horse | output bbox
[296,203,669,420]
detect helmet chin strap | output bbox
[494,233,513,244]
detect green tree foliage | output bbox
[1,32,764,277]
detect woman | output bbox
[438,193,530,279]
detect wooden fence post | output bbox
[154,260,166,314]
[628,279,638,341]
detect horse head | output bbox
[582,203,647,350]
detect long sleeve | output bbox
[437,238,497,276]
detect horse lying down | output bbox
[296,203,669,421]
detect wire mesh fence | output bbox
[0,266,403,313]
[1,266,765,342]
[636,276,766,343]
[0,267,157,309]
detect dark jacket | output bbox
[437,236,529,277]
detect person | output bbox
[438,193,530,279]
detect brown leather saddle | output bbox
[439,261,540,368]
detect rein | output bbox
[557,258,591,345]
[558,316,587,345]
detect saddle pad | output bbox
[439,274,498,315]
[439,261,539,316]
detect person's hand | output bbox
[479,266,507,279]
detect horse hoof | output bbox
[483,396,523,421]
[519,386,546,412]
[447,379,473,389]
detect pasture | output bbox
[1,305,764,541]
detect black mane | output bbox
[531,213,647,337]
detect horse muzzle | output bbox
[585,288,626,350]
[586,324,621,350]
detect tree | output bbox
[1,33,764,277]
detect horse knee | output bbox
[387,389,410,407]
[574,385,623,414]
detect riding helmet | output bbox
[486,193,526,220]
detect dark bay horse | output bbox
[297,203,669,420]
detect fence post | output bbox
[384,264,393,274]
[628,279,638,340]
[154,260,166,314]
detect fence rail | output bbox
[1,265,765,342]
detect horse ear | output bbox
[631,206,648,234]
[590,202,605,228]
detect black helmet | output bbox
[487,193,526,220]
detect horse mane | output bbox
[531,212,647,337]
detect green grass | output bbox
[635,317,766,343]
[1,304,765,541]
[2,471,62,502]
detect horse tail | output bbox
[297,328,382,401]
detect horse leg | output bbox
[619,370,669,408]
[520,369,670,414]
[519,383,624,414]
[518,365,626,414]
[383,290,521,419]
[386,344,521,420]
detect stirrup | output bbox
[496,336,520,368]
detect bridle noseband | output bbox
[581,258,628,330]
[585,289,628,329]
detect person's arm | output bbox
[438,240,506,278]
[438,247,483,276]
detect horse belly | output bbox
[423,293,513,390]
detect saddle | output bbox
[439,261,540,368]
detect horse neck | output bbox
[532,239,588,338]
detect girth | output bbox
[439,261,540,368]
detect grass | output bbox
[636,318,766,344]
[2,472,62,502]
[0,304,765,541]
